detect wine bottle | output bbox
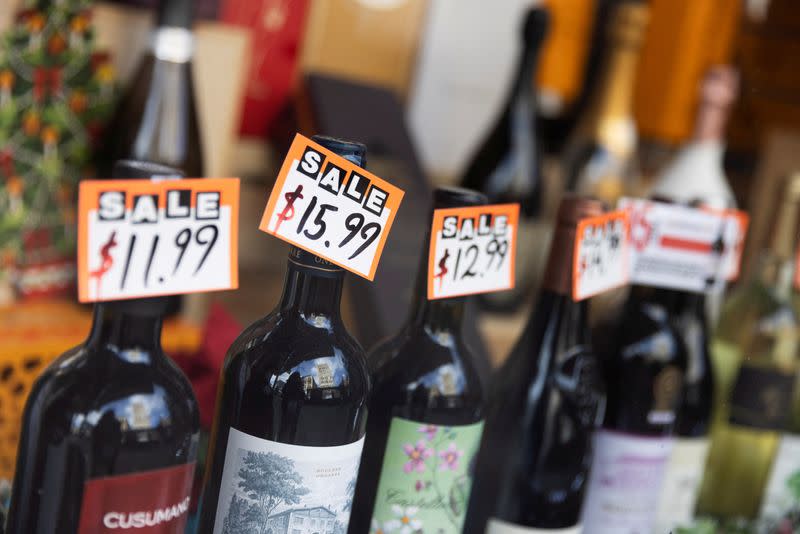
[6,160,201,534]
[464,194,606,534]
[197,137,371,534]
[697,174,800,520]
[649,66,739,210]
[460,6,548,218]
[563,2,649,207]
[580,284,688,532]
[97,0,204,178]
[650,67,740,532]
[348,187,487,534]
[459,6,549,313]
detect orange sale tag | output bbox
[259,134,405,280]
[572,210,630,301]
[78,178,240,303]
[427,204,519,300]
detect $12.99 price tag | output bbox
[78,178,240,302]
[427,204,519,300]
[572,210,629,301]
[260,134,405,280]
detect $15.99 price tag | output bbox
[572,210,629,301]
[427,204,519,300]
[260,134,404,280]
[78,178,240,302]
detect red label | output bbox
[78,463,195,534]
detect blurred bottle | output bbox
[563,2,648,207]
[697,174,800,520]
[96,0,204,316]
[97,0,203,177]
[460,6,549,313]
[649,66,739,210]
[465,195,606,534]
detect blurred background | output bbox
[1,0,800,524]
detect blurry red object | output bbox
[220,0,311,138]
[173,303,242,429]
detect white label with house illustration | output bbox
[213,427,365,534]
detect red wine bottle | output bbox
[6,160,201,534]
[460,6,548,218]
[580,285,688,533]
[197,137,371,534]
[349,187,487,534]
[97,0,203,178]
[465,194,606,534]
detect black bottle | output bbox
[197,137,371,534]
[7,161,201,534]
[465,194,606,534]
[349,187,486,534]
[580,286,688,533]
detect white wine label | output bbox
[78,178,240,302]
[654,437,710,533]
[213,428,365,534]
[580,430,674,532]
[370,418,484,533]
[427,204,520,300]
[487,517,581,534]
[260,134,405,280]
[760,434,800,522]
[572,210,629,301]
[618,198,745,293]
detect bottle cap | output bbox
[112,160,184,180]
[520,6,550,47]
[543,194,605,294]
[433,186,488,210]
[312,135,367,168]
[609,2,650,48]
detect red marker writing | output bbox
[275,185,304,233]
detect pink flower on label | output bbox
[415,480,425,492]
[402,440,433,473]
[438,442,463,471]
[418,424,438,441]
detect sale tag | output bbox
[713,209,749,281]
[620,198,733,293]
[427,204,519,300]
[259,134,405,280]
[572,210,630,301]
[78,178,240,302]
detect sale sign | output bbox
[427,204,519,300]
[78,178,240,302]
[573,210,629,301]
[260,134,405,280]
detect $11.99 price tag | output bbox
[427,204,519,300]
[78,178,240,302]
[572,210,629,301]
[260,134,405,280]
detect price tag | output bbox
[427,204,519,300]
[78,178,240,303]
[572,210,630,301]
[715,209,749,281]
[620,198,734,293]
[259,134,405,280]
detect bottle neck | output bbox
[407,239,466,336]
[509,41,540,107]
[279,258,345,321]
[152,0,195,63]
[692,101,730,143]
[86,300,166,360]
[585,38,639,154]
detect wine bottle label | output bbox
[77,462,195,533]
[580,430,674,532]
[759,434,800,522]
[728,364,794,431]
[486,518,581,534]
[212,427,365,534]
[654,436,710,533]
[370,417,484,533]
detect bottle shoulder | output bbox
[224,310,370,393]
